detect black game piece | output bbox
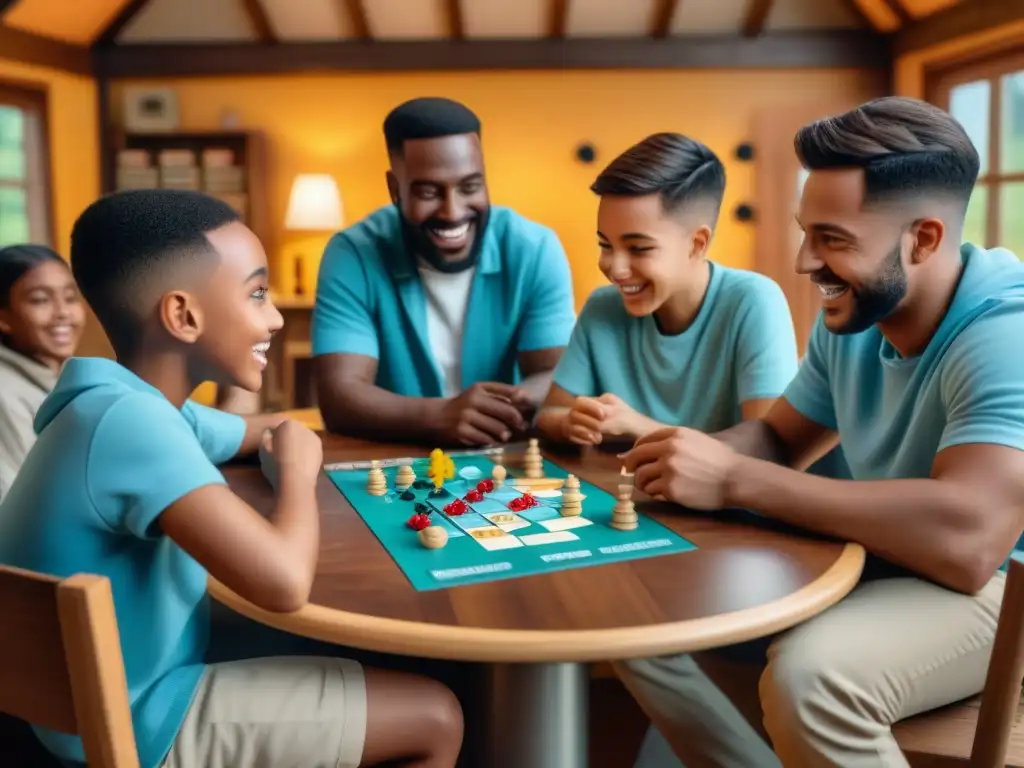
[400,490,416,501]
[413,479,433,490]
[414,502,430,515]
[430,487,452,498]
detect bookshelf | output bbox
[103,130,271,257]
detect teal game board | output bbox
[326,454,697,591]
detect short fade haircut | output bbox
[70,188,240,354]
[383,97,481,155]
[794,96,979,211]
[590,132,727,222]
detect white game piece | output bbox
[559,474,583,517]
[459,465,483,481]
[395,464,416,490]
[367,460,388,496]
[418,525,449,549]
[610,483,638,530]
[492,464,507,489]
[523,438,543,479]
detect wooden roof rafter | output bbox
[241,0,276,44]
[743,0,775,38]
[650,0,679,38]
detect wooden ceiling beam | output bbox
[742,0,774,37]
[94,0,151,46]
[651,0,679,39]
[0,24,91,74]
[241,0,276,44]
[342,0,371,40]
[447,0,464,40]
[837,0,881,31]
[549,0,569,38]
[893,0,1023,55]
[880,0,912,26]
[94,31,889,77]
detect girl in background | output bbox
[0,244,84,497]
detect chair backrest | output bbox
[971,553,1024,767]
[0,565,138,768]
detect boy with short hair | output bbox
[537,132,799,446]
[0,189,464,768]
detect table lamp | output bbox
[283,173,343,297]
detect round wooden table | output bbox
[211,435,865,768]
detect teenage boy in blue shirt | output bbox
[312,97,576,447]
[536,132,798,446]
[0,189,464,768]
[618,97,1024,767]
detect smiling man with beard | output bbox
[613,96,1024,767]
[312,97,576,446]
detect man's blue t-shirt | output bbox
[0,358,245,768]
[784,244,1024,552]
[552,263,800,433]
[311,205,577,397]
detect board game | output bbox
[325,440,698,591]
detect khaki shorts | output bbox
[161,656,367,768]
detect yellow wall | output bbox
[111,69,883,309]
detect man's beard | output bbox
[820,240,908,335]
[397,203,490,274]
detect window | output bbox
[0,83,52,248]
[930,50,1024,257]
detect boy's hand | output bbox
[259,420,323,488]
[567,394,641,444]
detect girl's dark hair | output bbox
[0,244,65,309]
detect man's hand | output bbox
[621,427,739,509]
[260,420,324,489]
[435,382,533,446]
[567,393,643,445]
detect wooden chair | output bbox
[0,565,138,767]
[893,555,1024,767]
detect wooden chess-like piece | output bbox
[560,474,583,517]
[524,437,543,479]
[367,460,388,496]
[492,464,507,489]
[418,525,449,549]
[610,483,638,531]
[395,464,416,491]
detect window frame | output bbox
[928,48,1024,249]
[0,79,55,248]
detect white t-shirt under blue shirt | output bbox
[552,262,800,433]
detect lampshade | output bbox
[284,173,343,231]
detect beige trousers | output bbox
[614,572,1005,767]
[161,656,367,768]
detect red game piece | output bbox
[522,493,538,508]
[464,489,483,503]
[406,512,431,531]
[477,479,494,493]
[443,499,468,516]
[507,497,525,512]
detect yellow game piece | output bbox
[427,448,455,490]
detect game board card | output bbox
[430,516,465,538]
[482,512,531,532]
[519,530,580,546]
[466,528,524,551]
[488,488,521,503]
[540,516,594,532]
[468,498,508,515]
[447,512,490,531]
[518,506,561,523]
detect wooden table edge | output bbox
[208,542,866,663]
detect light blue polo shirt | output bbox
[0,358,245,768]
[311,205,577,396]
[783,244,1024,552]
[552,263,799,433]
